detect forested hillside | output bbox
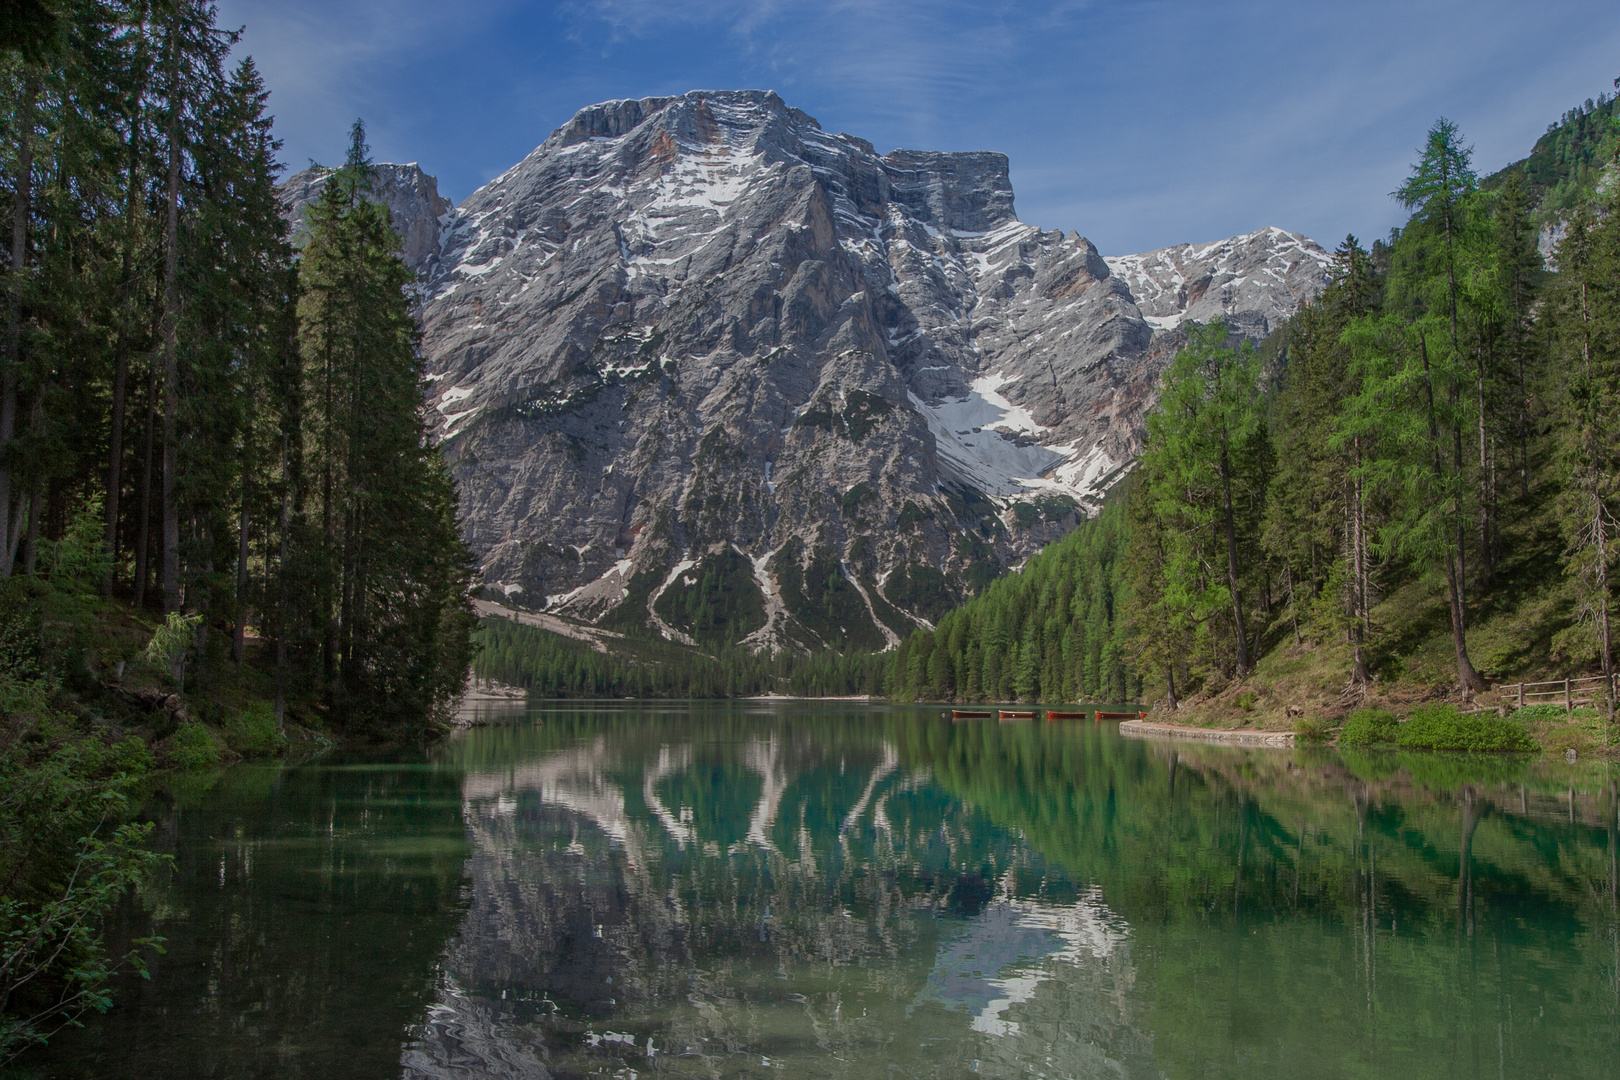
[1127,117,1615,706]
[1486,85,1619,222]
[473,615,889,699]
[892,106,1620,719]
[887,497,1133,703]
[0,2,476,1058]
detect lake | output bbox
[30,701,1620,1078]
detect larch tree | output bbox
[1138,321,1268,680]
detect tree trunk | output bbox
[1445,552,1485,692]
[160,30,182,612]
[104,332,131,591]
[1596,489,1613,679]
[1477,344,1494,585]
[1308,498,1320,598]
[1516,349,1530,499]
[0,78,37,580]
[103,128,144,594]
[21,474,43,576]
[1285,561,1301,646]
[5,492,25,571]
[133,360,156,608]
[233,467,251,663]
[1218,439,1251,674]
[1420,334,1486,692]
[274,438,289,731]
[18,386,45,575]
[1350,444,1370,687]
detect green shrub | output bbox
[1394,704,1536,752]
[227,701,285,757]
[144,611,202,690]
[41,494,111,596]
[111,734,154,774]
[1293,716,1333,742]
[1338,708,1398,747]
[168,722,221,770]
[1235,690,1259,712]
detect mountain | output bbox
[278,161,451,274]
[1103,227,1331,340]
[286,91,1328,652]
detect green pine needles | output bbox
[1115,111,1620,705]
[295,120,477,733]
[890,497,1134,703]
[0,8,479,1055]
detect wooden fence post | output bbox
[1565,678,1572,713]
[1517,682,1524,708]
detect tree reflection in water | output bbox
[30,703,1620,1080]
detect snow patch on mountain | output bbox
[297,91,1332,645]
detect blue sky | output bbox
[215,0,1620,255]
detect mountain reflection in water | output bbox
[30,702,1620,1079]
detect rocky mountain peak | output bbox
[279,91,1329,653]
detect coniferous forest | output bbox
[891,103,1620,715]
[0,2,475,1056]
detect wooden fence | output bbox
[1495,674,1616,712]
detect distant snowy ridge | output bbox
[1104,226,1331,338]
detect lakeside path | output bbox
[1120,719,1295,747]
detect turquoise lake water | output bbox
[30,701,1620,1078]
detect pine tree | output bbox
[1371,119,1488,692]
[1551,198,1620,677]
[1137,321,1267,679]
[295,120,476,731]
[1265,236,1383,685]
[1488,171,1544,499]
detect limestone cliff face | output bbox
[282,91,1328,650]
[278,162,451,274]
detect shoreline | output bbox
[1120,719,1295,747]
[737,694,878,702]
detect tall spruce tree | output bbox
[1266,236,1383,686]
[295,120,476,732]
[1370,119,1488,692]
[0,0,474,724]
[1489,172,1543,500]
